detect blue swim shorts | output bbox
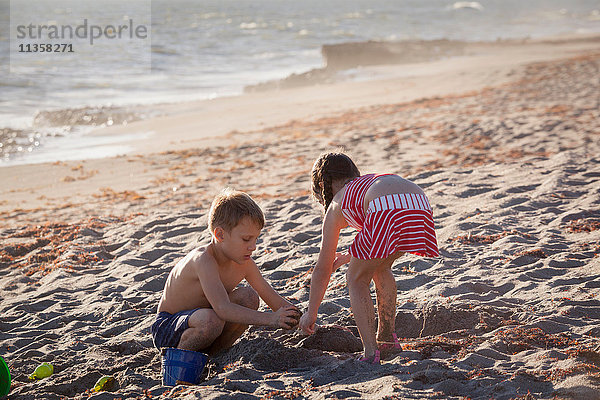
[151,309,201,349]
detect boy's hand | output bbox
[299,313,317,335]
[273,305,302,330]
[332,252,351,272]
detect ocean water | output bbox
[0,0,599,165]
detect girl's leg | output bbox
[372,251,403,343]
[346,257,383,358]
[372,263,397,342]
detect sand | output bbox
[1,34,600,399]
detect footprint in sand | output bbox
[500,197,529,208]
[457,221,482,230]
[292,232,313,243]
[505,184,540,194]
[260,256,288,271]
[138,248,171,263]
[143,217,176,230]
[121,258,149,267]
[524,266,567,280]
[279,222,300,231]
[267,270,297,280]
[99,321,138,338]
[455,186,497,198]
[130,230,147,239]
[138,278,165,293]
[162,227,201,239]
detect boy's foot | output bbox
[357,350,380,364]
[378,333,402,351]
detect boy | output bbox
[152,189,301,355]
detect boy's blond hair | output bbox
[208,188,265,233]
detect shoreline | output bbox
[128,33,600,157]
[2,33,599,167]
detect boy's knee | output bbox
[206,310,226,331]
[234,287,260,310]
[189,309,225,332]
[179,325,221,352]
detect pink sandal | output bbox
[378,333,402,351]
[357,350,380,364]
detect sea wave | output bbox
[451,2,484,11]
[321,39,468,70]
[33,106,144,128]
[245,38,469,92]
[1,105,151,162]
[0,127,43,161]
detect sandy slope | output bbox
[1,40,600,399]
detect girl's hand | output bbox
[299,312,317,335]
[332,252,351,272]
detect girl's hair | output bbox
[311,152,360,211]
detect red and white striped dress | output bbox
[341,174,439,260]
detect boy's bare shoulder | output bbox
[185,245,218,271]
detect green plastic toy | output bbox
[28,362,53,380]
[93,375,116,392]
[0,356,10,397]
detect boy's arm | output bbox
[197,255,274,326]
[245,261,294,311]
[197,254,297,329]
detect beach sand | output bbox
[1,35,599,399]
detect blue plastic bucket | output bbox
[161,348,208,386]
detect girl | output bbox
[299,152,439,363]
